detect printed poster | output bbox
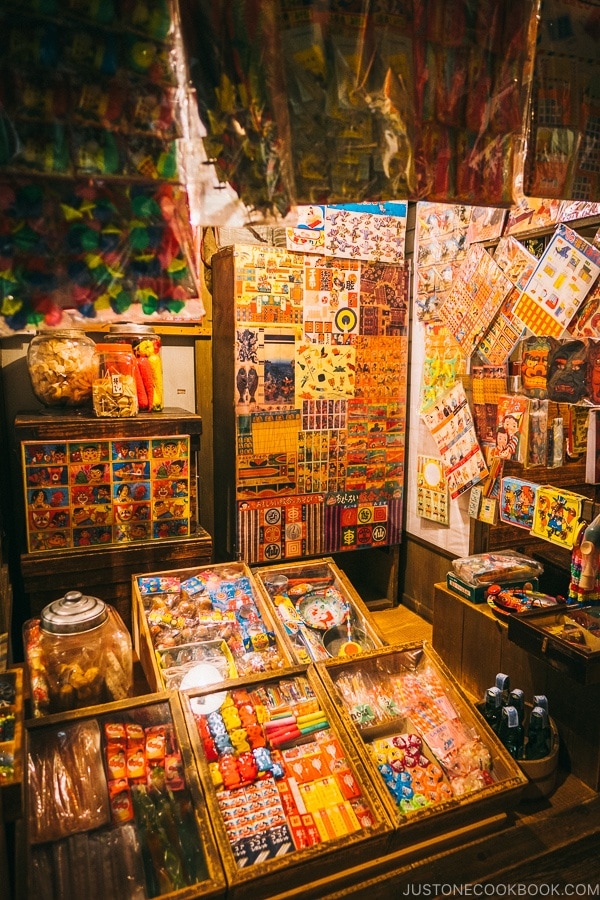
[416,455,450,525]
[414,203,471,321]
[422,382,489,499]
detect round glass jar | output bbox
[105,324,163,411]
[92,343,139,417]
[27,329,96,408]
[23,590,133,716]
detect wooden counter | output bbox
[432,582,600,790]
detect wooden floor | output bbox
[352,603,600,898]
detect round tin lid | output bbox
[40,590,108,634]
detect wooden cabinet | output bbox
[12,408,212,631]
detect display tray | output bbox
[179,665,393,900]
[314,642,528,851]
[23,692,226,900]
[0,666,24,821]
[252,558,387,664]
[507,606,600,685]
[132,561,295,693]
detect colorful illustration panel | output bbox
[22,435,191,552]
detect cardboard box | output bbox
[446,571,540,604]
[132,561,295,692]
[314,642,528,852]
[24,692,226,900]
[179,665,393,900]
[252,557,387,664]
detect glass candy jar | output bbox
[105,324,163,411]
[23,590,133,717]
[27,329,96,408]
[92,343,139,417]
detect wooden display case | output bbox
[13,408,211,631]
[315,642,528,852]
[506,606,600,685]
[23,691,226,900]
[179,665,393,900]
[252,557,387,664]
[433,581,600,790]
[132,561,295,693]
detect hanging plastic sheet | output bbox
[179,0,540,217]
[523,0,600,202]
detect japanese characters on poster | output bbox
[286,203,408,263]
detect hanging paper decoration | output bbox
[530,485,587,550]
[499,477,539,530]
[416,455,450,525]
[286,203,408,263]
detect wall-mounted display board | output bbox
[212,244,409,565]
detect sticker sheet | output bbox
[230,245,409,561]
[513,224,600,337]
[416,455,450,525]
[466,207,507,244]
[419,323,467,413]
[23,436,191,553]
[414,202,471,321]
[504,198,563,235]
[422,382,489,500]
[286,203,408,263]
[435,244,514,357]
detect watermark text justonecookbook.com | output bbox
[401,884,600,896]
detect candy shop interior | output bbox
[1,0,600,898]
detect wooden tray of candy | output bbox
[314,641,528,851]
[252,557,387,665]
[132,561,295,692]
[23,691,226,899]
[179,664,394,900]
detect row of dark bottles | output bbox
[483,673,551,760]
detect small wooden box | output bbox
[132,561,295,692]
[315,642,528,852]
[507,606,600,685]
[23,691,226,899]
[179,665,394,900]
[252,557,387,664]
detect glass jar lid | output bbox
[108,324,156,335]
[40,590,108,634]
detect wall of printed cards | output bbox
[212,203,409,565]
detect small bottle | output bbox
[525,706,551,760]
[498,705,524,759]
[483,686,503,733]
[495,672,511,705]
[509,688,525,721]
[533,694,549,716]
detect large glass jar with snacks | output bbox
[92,343,139,417]
[27,329,96,408]
[23,590,133,717]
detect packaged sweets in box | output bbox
[451,551,543,587]
[315,643,527,849]
[252,558,387,664]
[132,562,294,692]
[24,693,226,899]
[179,666,392,899]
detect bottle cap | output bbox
[485,686,502,707]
